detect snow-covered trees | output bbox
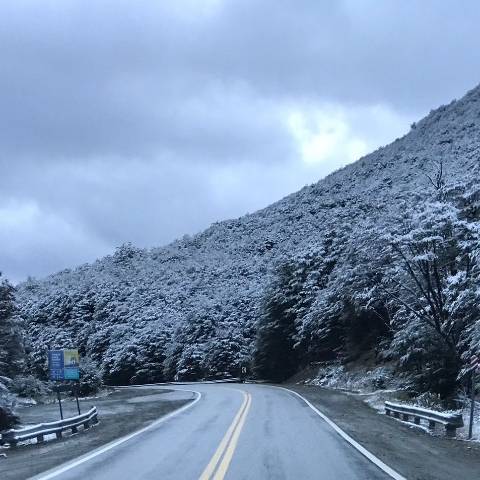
[250,165,480,399]
[253,261,302,381]
[0,277,24,379]
[0,275,23,429]
[252,239,339,380]
[383,187,480,397]
[15,177,480,395]
[16,182,480,394]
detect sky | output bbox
[1,0,480,283]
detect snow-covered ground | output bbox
[306,363,404,393]
[306,363,480,441]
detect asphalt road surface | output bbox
[31,384,396,480]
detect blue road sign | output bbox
[48,349,80,381]
[49,350,64,380]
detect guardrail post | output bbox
[71,425,78,434]
[428,420,436,431]
[402,414,409,421]
[3,432,16,447]
[56,431,62,440]
[90,408,99,425]
[445,425,457,437]
[36,434,44,443]
[414,416,420,425]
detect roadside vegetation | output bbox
[0,277,103,428]
[0,278,23,429]
[254,173,480,405]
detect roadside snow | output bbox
[307,363,403,393]
[306,363,480,442]
[456,401,480,441]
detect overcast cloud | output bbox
[1,0,480,282]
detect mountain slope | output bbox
[18,83,480,386]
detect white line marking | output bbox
[275,386,406,480]
[30,388,202,480]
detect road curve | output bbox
[32,383,393,480]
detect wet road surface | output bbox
[31,383,393,480]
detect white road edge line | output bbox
[275,386,406,480]
[29,388,202,480]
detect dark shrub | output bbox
[0,382,18,431]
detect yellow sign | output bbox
[64,349,79,367]
[63,349,80,379]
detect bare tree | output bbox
[425,160,446,197]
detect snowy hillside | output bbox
[18,84,480,394]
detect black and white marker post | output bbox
[74,381,81,415]
[468,355,479,439]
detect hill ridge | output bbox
[18,82,480,388]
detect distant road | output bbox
[32,384,396,480]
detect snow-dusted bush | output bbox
[78,357,103,395]
[10,375,50,400]
[310,364,399,392]
[413,391,445,410]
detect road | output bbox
[31,384,395,480]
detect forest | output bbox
[2,84,480,428]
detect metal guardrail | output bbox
[0,406,98,447]
[385,401,463,437]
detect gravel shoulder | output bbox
[0,387,193,480]
[289,384,480,480]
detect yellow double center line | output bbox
[199,390,252,480]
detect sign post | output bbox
[48,349,81,420]
[468,355,479,439]
[56,387,64,420]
